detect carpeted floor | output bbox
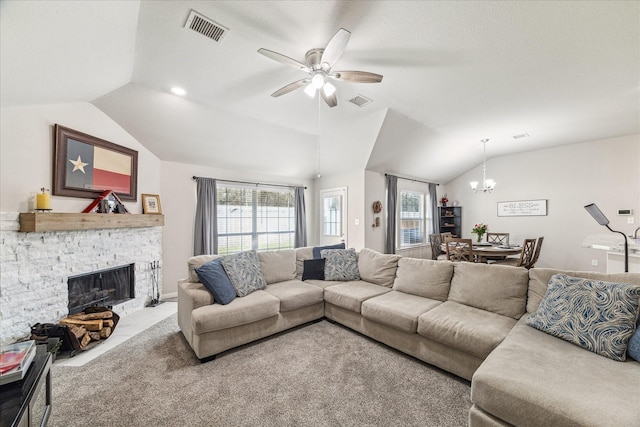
[50,315,471,426]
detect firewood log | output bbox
[80,332,92,347]
[88,332,101,341]
[60,317,103,331]
[68,311,113,320]
[99,327,112,339]
[103,319,114,328]
[69,325,87,339]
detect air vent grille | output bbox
[512,133,530,139]
[184,10,228,43]
[348,95,372,107]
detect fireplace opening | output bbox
[67,264,135,314]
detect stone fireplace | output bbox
[0,212,163,345]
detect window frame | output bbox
[397,185,433,249]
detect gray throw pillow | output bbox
[526,273,640,361]
[220,250,267,297]
[320,248,360,281]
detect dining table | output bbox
[441,242,522,263]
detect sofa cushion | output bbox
[191,290,280,334]
[302,258,325,281]
[258,250,296,284]
[312,242,345,259]
[220,250,267,297]
[357,248,401,287]
[324,281,391,313]
[194,259,237,305]
[471,317,640,427]
[264,280,324,312]
[392,258,453,301]
[527,268,640,313]
[526,273,640,361]
[188,254,219,282]
[321,248,361,281]
[361,290,441,333]
[417,301,517,360]
[448,262,528,319]
[303,279,343,290]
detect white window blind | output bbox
[217,184,295,255]
[399,189,433,248]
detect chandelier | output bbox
[470,139,496,193]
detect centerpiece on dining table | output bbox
[471,223,488,243]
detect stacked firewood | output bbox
[59,309,115,349]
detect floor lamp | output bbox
[584,203,629,273]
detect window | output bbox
[399,190,433,248]
[323,195,341,236]
[217,185,295,255]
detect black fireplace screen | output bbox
[67,264,135,314]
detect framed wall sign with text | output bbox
[497,199,547,216]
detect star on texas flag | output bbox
[66,138,132,194]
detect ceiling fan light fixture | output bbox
[303,84,316,98]
[322,82,336,96]
[311,73,325,89]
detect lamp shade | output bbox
[584,203,610,225]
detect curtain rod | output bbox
[192,176,307,190]
[385,173,439,186]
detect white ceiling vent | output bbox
[184,10,229,43]
[348,95,372,107]
[512,133,530,139]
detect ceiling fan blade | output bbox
[320,28,351,68]
[331,70,383,83]
[271,79,311,97]
[321,90,337,108]
[258,48,311,72]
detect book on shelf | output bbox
[0,340,36,385]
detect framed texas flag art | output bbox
[53,125,138,201]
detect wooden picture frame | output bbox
[53,124,138,201]
[141,194,162,214]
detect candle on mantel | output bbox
[36,188,51,210]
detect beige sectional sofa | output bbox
[177,247,640,426]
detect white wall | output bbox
[0,103,161,213]
[160,161,314,296]
[364,170,386,253]
[441,134,640,272]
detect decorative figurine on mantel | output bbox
[35,188,52,212]
[82,190,129,214]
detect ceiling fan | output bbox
[258,28,383,108]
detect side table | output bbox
[0,352,52,427]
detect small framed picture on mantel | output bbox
[141,194,162,214]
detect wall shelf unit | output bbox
[439,206,461,237]
[19,213,164,232]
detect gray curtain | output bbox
[294,187,307,248]
[385,175,398,254]
[194,177,217,255]
[429,183,439,234]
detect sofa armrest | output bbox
[178,279,213,345]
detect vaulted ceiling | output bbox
[2,1,638,183]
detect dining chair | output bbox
[444,237,475,262]
[528,237,544,268]
[486,232,510,245]
[493,238,536,268]
[429,233,447,260]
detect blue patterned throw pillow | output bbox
[526,274,640,361]
[220,250,267,297]
[628,318,640,362]
[321,248,360,281]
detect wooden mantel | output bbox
[19,212,164,232]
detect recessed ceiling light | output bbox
[171,87,186,96]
